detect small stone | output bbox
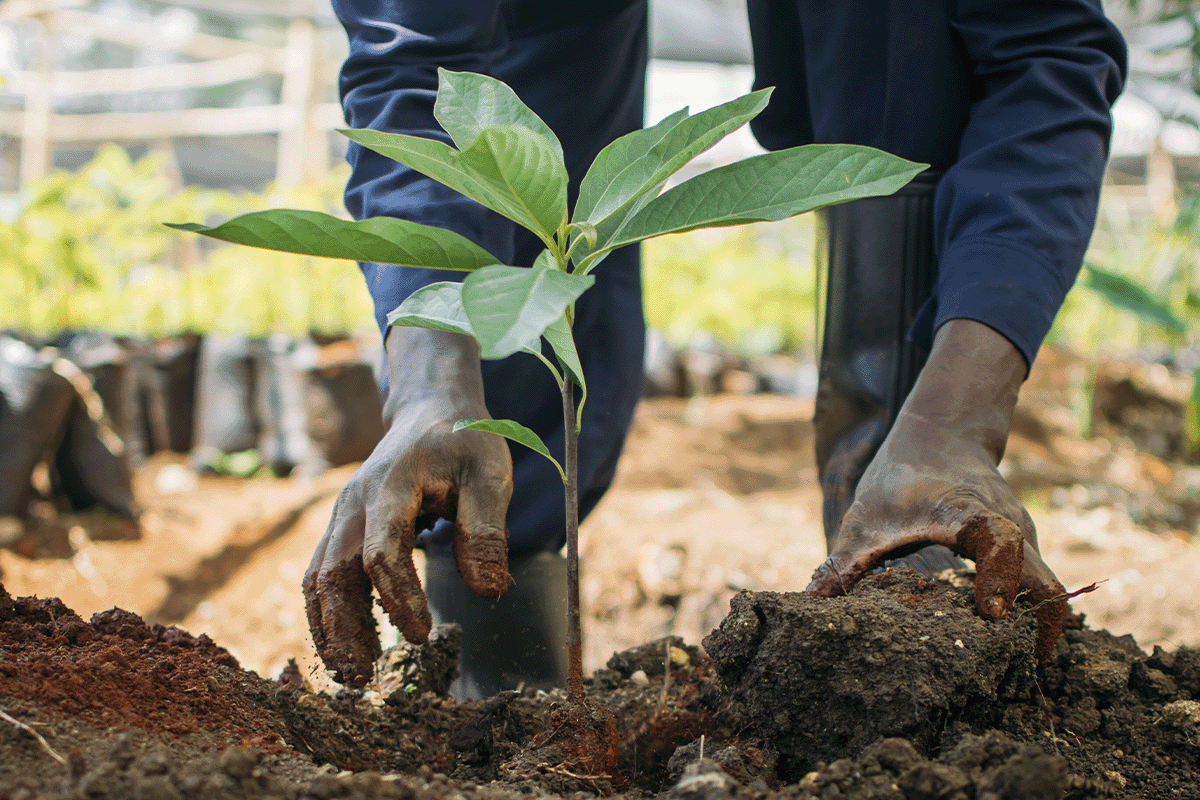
[670,647,691,668]
[1160,700,1200,732]
[630,670,650,686]
[663,759,739,800]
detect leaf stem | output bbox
[562,378,584,704]
[530,348,563,387]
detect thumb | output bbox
[453,475,512,601]
[805,514,883,596]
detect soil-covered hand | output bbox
[303,328,512,686]
[806,320,1066,663]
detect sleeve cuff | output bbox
[908,237,1075,374]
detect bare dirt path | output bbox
[3,386,1197,688]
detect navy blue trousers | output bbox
[333,0,1125,555]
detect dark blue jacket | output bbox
[330,0,1126,554]
[334,0,1126,369]
[748,0,1127,365]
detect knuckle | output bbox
[931,486,986,516]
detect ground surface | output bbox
[2,348,1199,798]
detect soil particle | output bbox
[662,758,740,800]
[375,623,463,702]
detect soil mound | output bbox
[703,570,1041,775]
[2,575,1199,799]
[705,571,1200,798]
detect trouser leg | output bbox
[814,174,941,548]
[424,0,648,699]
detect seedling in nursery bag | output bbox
[170,68,925,762]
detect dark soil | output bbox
[2,571,1198,800]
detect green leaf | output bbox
[541,315,584,390]
[603,144,926,251]
[434,68,562,160]
[454,418,564,483]
[461,265,593,360]
[457,126,568,241]
[384,279,557,373]
[1080,264,1187,337]
[575,93,769,228]
[342,127,566,245]
[386,281,475,337]
[166,210,500,270]
[541,314,587,430]
[533,248,557,271]
[567,221,598,249]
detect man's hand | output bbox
[303,328,513,687]
[806,320,1066,663]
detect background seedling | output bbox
[170,68,925,716]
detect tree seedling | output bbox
[170,68,925,768]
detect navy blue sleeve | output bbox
[747,0,1127,370]
[914,0,1127,367]
[332,0,517,336]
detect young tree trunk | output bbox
[562,378,584,704]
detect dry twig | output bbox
[1012,580,1106,624]
[0,708,67,766]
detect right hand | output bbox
[303,329,513,687]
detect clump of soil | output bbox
[703,570,1040,776]
[704,571,1200,798]
[2,574,1199,800]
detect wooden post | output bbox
[18,12,53,189]
[153,137,201,272]
[276,15,320,187]
[1147,136,1177,223]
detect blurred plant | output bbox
[1066,195,1200,456]
[642,216,818,357]
[1124,1,1200,92]
[1,145,374,338]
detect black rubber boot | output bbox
[425,550,569,700]
[815,172,965,575]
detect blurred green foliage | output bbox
[642,216,818,356]
[1,145,375,337]
[1055,194,1200,454]
[1052,198,1199,354]
[7,145,1197,438]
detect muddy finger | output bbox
[305,495,382,687]
[302,520,333,659]
[453,477,511,601]
[1019,541,1068,666]
[805,552,869,597]
[804,513,892,596]
[363,491,431,645]
[955,512,1023,621]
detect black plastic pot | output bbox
[300,346,384,473]
[0,337,77,516]
[123,334,201,464]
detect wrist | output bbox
[899,319,1025,462]
[383,327,486,422]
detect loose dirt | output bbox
[3,569,1199,799]
[3,347,1200,798]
